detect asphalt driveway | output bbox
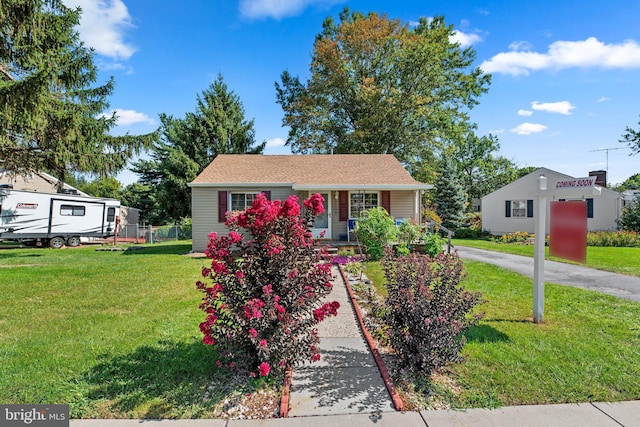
[454,246,640,303]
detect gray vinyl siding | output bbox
[389,191,416,221]
[192,187,421,250]
[191,187,220,252]
[191,186,297,252]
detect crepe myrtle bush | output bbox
[382,247,484,375]
[197,193,339,377]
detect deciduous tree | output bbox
[275,9,490,173]
[448,132,518,201]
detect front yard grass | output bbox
[2,242,639,417]
[452,238,640,276]
[358,258,640,408]
[0,242,277,419]
[453,260,640,407]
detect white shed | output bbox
[481,168,622,235]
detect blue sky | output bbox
[62,0,640,186]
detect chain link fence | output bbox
[116,224,192,243]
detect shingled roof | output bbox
[189,154,431,190]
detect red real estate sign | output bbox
[549,200,588,263]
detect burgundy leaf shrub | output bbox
[382,247,484,375]
[197,193,339,377]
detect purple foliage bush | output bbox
[382,247,484,375]
[197,193,339,377]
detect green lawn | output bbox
[451,260,640,407]
[2,242,639,416]
[452,238,640,276]
[0,242,248,418]
[360,251,640,407]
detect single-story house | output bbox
[188,154,432,252]
[482,167,622,235]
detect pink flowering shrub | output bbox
[197,193,339,377]
[382,247,484,375]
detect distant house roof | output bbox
[0,170,88,196]
[482,167,620,199]
[189,154,432,191]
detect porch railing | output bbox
[422,218,455,254]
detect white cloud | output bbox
[266,137,286,148]
[518,109,533,116]
[481,37,640,76]
[488,128,505,135]
[598,96,610,102]
[105,109,155,126]
[239,0,344,20]
[508,40,532,51]
[63,0,136,60]
[531,101,575,115]
[510,122,547,135]
[451,30,483,47]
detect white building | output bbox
[481,168,622,235]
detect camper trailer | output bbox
[0,187,120,248]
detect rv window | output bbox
[60,205,85,216]
[107,207,116,222]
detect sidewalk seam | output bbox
[589,402,625,426]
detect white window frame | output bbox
[511,200,527,218]
[349,191,379,218]
[230,192,260,211]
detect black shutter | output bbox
[587,198,594,218]
[262,191,271,201]
[218,191,228,223]
[505,200,511,217]
[527,199,534,218]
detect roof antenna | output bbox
[589,147,625,176]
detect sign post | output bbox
[533,175,547,324]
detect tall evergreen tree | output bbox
[133,76,265,222]
[434,157,467,231]
[0,0,154,186]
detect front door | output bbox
[311,192,330,239]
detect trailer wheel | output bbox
[66,236,81,247]
[49,237,65,249]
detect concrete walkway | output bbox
[286,265,396,417]
[454,245,640,302]
[71,400,640,426]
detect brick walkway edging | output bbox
[279,368,293,417]
[337,264,404,411]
